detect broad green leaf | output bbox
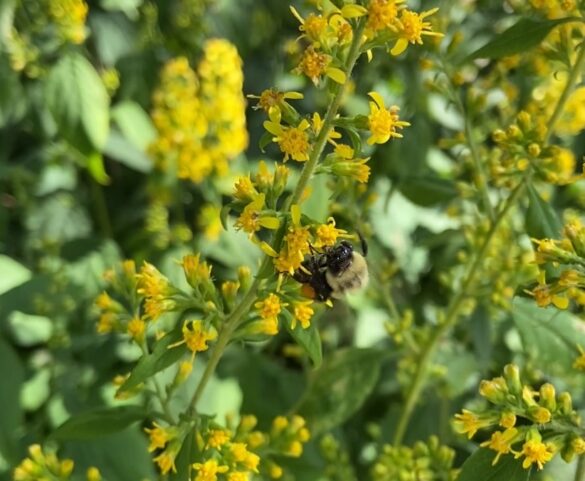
[0,255,31,294]
[45,53,110,151]
[62,427,155,480]
[0,338,24,463]
[512,297,585,373]
[90,12,136,66]
[118,327,187,394]
[101,0,143,14]
[0,56,25,126]
[104,130,153,173]
[302,173,331,223]
[51,405,146,440]
[111,101,156,150]
[458,448,530,481]
[283,310,323,367]
[299,348,384,434]
[468,17,576,60]
[21,368,51,411]
[8,311,52,346]
[525,184,562,239]
[399,175,458,207]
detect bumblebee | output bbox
[293,236,369,302]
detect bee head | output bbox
[326,241,354,275]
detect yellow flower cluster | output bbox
[528,221,585,309]
[145,415,310,479]
[491,111,582,186]
[48,0,88,44]
[528,0,577,18]
[370,436,459,481]
[149,39,248,183]
[365,0,442,56]
[14,444,101,481]
[454,364,585,470]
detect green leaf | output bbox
[525,184,562,239]
[51,405,146,441]
[302,173,331,223]
[87,151,110,185]
[299,348,384,434]
[62,427,155,480]
[283,310,322,367]
[104,130,153,173]
[90,12,136,66]
[512,297,585,373]
[169,434,194,481]
[0,338,24,463]
[45,53,110,151]
[8,311,53,346]
[399,175,458,207]
[468,17,576,60]
[118,327,187,394]
[457,448,530,481]
[111,101,156,150]
[0,255,31,295]
[259,131,273,152]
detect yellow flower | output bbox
[312,112,341,144]
[453,409,495,439]
[499,412,517,429]
[367,92,410,144]
[154,450,177,475]
[97,312,116,334]
[297,45,331,84]
[332,158,371,183]
[95,292,114,310]
[182,254,212,288]
[264,109,312,162]
[144,422,174,452]
[193,459,229,481]
[86,467,101,481]
[228,472,250,481]
[49,0,88,44]
[233,175,259,202]
[235,194,280,235]
[136,262,174,299]
[248,88,303,112]
[255,293,286,319]
[169,320,218,355]
[292,301,314,329]
[127,317,146,341]
[480,428,519,465]
[366,0,405,35]
[290,7,328,44]
[515,438,555,470]
[207,429,231,449]
[334,143,355,159]
[391,8,442,56]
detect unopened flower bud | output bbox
[479,377,508,403]
[558,392,573,415]
[539,383,556,411]
[565,222,585,258]
[492,129,507,143]
[503,364,522,395]
[528,406,551,424]
[527,143,541,157]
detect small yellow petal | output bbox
[367,91,385,109]
[552,295,569,309]
[259,217,281,229]
[259,242,279,257]
[366,49,373,62]
[263,121,282,136]
[390,38,408,56]
[340,4,368,18]
[284,91,304,100]
[289,5,304,24]
[291,204,301,225]
[326,67,346,85]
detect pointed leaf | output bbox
[118,326,187,394]
[458,448,530,481]
[468,17,576,60]
[525,184,562,239]
[51,405,146,441]
[283,310,322,367]
[299,348,384,434]
[45,53,110,151]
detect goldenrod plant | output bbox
[4,1,585,480]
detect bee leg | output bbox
[358,232,368,257]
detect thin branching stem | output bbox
[393,39,585,446]
[186,19,367,416]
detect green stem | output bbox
[89,178,113,238]
[140,341,177,424]
[545,42,585,143]
[575,455,585,481]
[392,38,585,446]
[392,179,527,445]
[186,20,367,415]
